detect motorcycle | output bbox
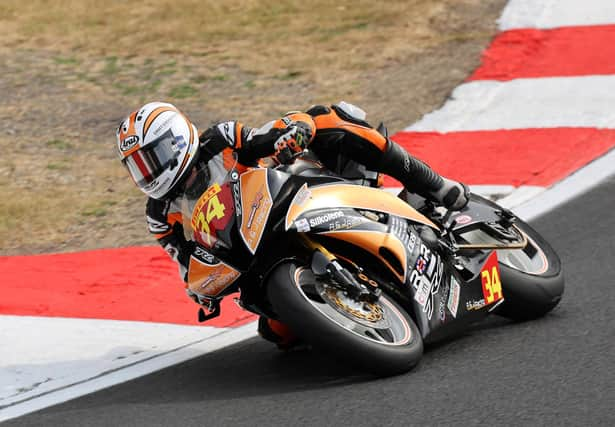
[179,152,564,376]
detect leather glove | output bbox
[273,122,312,164]
[429,177,470,210]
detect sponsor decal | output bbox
[414,276,431,307]
[466,298,486,311]
[438,280,450,321]
[240,169,273,254]
[293,184,312,207]
[153,115,174,135]
[447,276,460,318]
[120,135,139,152]
[308,210,344,228]
[423,257,444,320]
[415,256,427,275]
[481,252,503,305]
[146,215,169,234]
[327,215,364,231]
[295,218,310,232]
[231,181,242,221]
[406,232,418,255]
[455,214,473,225]
[410,242,444,320]
[391,217,419,260]
[191,182,234,247]
[410,244,434,290]
[247,192,264,229]
[187,258,241,297]
[217,121,236,146]
[194,246,216,264]
[143,179,160,191]
[403,153,411,172]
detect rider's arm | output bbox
[146,197,193,281]
[239,112,316,164]
[199,114,315,166]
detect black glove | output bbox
[272,122,312,164]
[429,178,470,210]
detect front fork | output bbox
[297,234,382,303]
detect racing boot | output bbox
[257,316,301,350]
[379,140,469,210]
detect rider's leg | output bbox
[379,139,469,210]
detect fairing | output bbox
[285,183,439,231]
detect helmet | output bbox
[116,102,199,199]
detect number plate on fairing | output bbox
[191,182,235,248]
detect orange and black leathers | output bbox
[305,105,444,197]
[147,106,448,278]
[145,113,316,277]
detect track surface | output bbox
[6,177,615,426]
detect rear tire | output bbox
[495,219,564,320]
[266,262,423,376]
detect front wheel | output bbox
[495,219,565,320]
[266,262,423,377]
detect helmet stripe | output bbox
[143,106,176,135]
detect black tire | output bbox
[495,219,565,320]
[266,262,423,376]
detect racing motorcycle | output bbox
[180,153,564,377]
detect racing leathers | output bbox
[146,103,468,302]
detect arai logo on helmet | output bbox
[120,135,140,152]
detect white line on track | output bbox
[0,320,258,422]
[500,0,615,30]
[513,148,615,220]
[406,76,615,132]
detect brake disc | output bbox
[315,280,391,329]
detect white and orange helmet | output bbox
[116,102,199,199]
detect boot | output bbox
[257,316,301,350]
[379,140,469,210]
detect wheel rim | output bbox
[293,267,413,346]
[497,232,549,275]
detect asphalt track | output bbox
[6,177,615,426]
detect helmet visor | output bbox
[122,130,187,189]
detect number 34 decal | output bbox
[191,183,229,247]
[480,252,503,304]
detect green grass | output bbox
[169,84,198,99]
[81,207,107,217]
[53,55,79,65]
[104,56,119,76]
[45,139,72,149]
[46,162,68,170]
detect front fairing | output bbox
[281,180,506,341]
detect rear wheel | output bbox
[495,219,564,320]
[266,262,423,376]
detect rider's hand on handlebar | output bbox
[429,178,470,211]
[272,122,311,164]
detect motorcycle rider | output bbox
[116,101,469,347]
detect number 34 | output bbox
[194,194,225,246]
[481,267,503,304]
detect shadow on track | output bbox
[60,313,542,411]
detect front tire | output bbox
[266,262,423,376]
